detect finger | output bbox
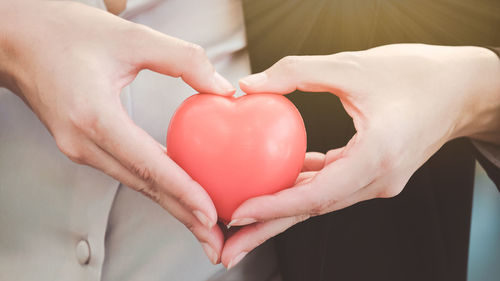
[302,152,326,172]
[295,171,317,185]
[221,215,309,269]
[318,179,388,215]
[325,147,345,165]
[229,158,362,224]
[130,24,234,95]
[162,196,225,265]
[82,102,218,228]
[239,53,360,95]
[230,139,377,224]
[223,180,394,269]
[325,168,409,212]
[321,185,375,213]
[78,140,224,264]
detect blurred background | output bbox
[468,164,500,281]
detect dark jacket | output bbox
[242,1,500,280]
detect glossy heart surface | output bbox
[167,93,307,223]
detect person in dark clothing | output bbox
[221,2,500,280]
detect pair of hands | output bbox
[2,0,499,269]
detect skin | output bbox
[2,1,499,271]
[0,0,234,265]
[221,44,500,268]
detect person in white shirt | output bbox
[0,0,272,280]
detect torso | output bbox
[0,1,250,280]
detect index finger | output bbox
[86,101,218,227]
[238,53,361,96]
[128,24,235,96]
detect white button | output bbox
[76,239,91,265]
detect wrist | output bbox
[452,47,500,144]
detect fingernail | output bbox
[193,210,213,228]
[228,251,248,270]
[214,72,235,94]
[239,72,267,87]
[201,243,218,265]
[228,218,257,227]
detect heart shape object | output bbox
[167,93,307,223]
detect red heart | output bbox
[167,93,307,223]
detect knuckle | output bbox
[135,183,163,204]
[308,188,341,216]
[184,221,197,233]
[185,43,208,64]
[328,51,363,74]
[309,205,323,217]
[294,214,310,224]
[278,56,301,72]
[66,150,85,164]
[68,106,102,137]
[55,136,86,164]
[130,163,157,186]
[309,196,334,217]
[379,157,394,173]
[335,51,359,62]
[186,223,211,244]
[377,184,403,198]
[334,51,361,65]
[371,153,396,180]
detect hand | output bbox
[0,0,235,264]
[220,44,500,268]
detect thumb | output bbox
[129,24,235,96]
[302,152,326,172]
[239,54,360,96]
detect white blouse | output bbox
[0,0,251,280]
